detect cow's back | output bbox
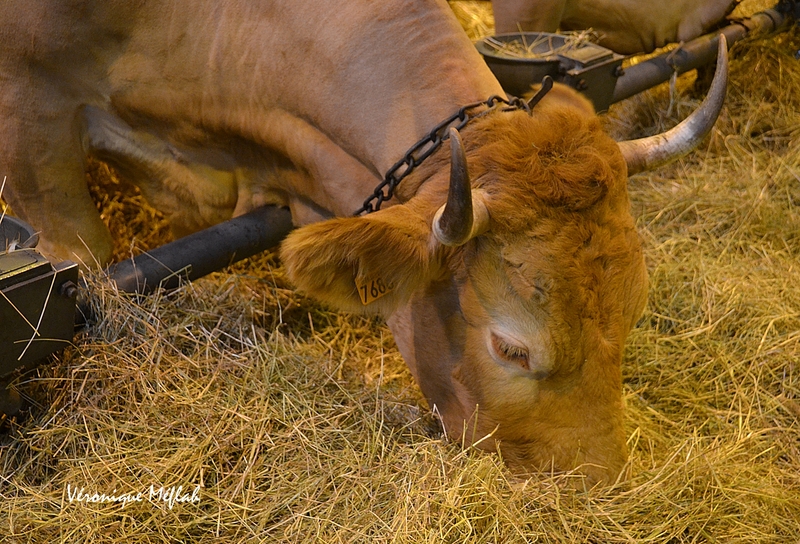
[0,0,504,263]
[492,0,736,54]
[562,0,735,53]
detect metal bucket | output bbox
[0,215,39,250]
[476,32,624,111]
[475,32,564,98]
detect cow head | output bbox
[281,38,727,487]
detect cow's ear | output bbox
[279,204,442,315]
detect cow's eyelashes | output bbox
[490,332,529,370]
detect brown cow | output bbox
[0,0,727,485]
[492,0,737,54]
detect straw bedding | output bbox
[1,1,798,541]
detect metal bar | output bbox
[611,6,793,104]
[106,205,294,295]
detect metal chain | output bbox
[354,94,532,215]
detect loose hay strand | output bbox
[2,1,800,541]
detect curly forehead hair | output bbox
[462,103,629,233]
[398,85,630,234]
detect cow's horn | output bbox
[618,34,728,175]
[432,128,489,246]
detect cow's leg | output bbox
[82,106,239,238]
[0,92,114,265]
[491,0,566,33]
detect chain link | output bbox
[354,94,532,215]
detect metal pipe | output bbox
[106,205,294,294]
[611,5,793,104]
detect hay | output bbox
[448,0,494,41]
[3,1,800,541]
[84,158,174,263]
[480,31,600,60]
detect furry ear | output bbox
[279,204,443,315]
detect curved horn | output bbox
[432,128,489,246]
[618,34,729,175]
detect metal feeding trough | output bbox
[476,32,624,112]
[0,206,293,418]
[1,215,79,416]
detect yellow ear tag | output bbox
[355,276,393,306]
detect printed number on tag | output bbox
[356,277,393,306]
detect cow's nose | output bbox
[500,424,628,487]
[513,454,627,488]
[571,458,629,489]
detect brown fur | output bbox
[1,0,646,485]
[281,202,447,315]
[280,84,648,485]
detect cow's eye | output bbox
[490,332,529,370]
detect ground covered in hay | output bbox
[2,1,799,542]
